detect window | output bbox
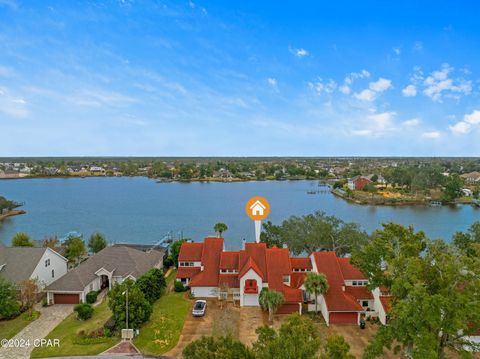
[352,281,358,286]
[362,300,369,307]
[45,259,50,267]
[282,275,290,283]
[51,269,55,278]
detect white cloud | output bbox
[402,84,417,97]
[308,78,337,95]
[353,77,392,101]
[413,41,423,51]
[0,87,29,118]
[291,47,309,58]
[403,118,420,127]
[351,111,397,137]
[369,78,392,92]
[393,47,401,55]
[339,85,350,94]
[422,64,472,102]
[188,1,195,8]
[267,78,278,91]
[354,89,376,101]
[340,70,370,95]
[368,111,395,129]
[449,110,480,134]
[421,131,441,139]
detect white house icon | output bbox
[250,200,266,216]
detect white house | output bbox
[0,244,68,289]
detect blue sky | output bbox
[1,0,480,156]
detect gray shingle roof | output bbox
[0,246,48,283]
[46,245,163,292]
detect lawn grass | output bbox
[133,269,191,356]
[0,310,40,340]
[31,300,119,358]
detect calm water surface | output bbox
[1,177,478,249]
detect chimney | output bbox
[242,238,246,250]
[341,285,345,292]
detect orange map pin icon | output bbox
[246,196,270,221]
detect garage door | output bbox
[277,303,299,314]
[243,294,258,306]
[54,293,80,304]
[329,312,358,325]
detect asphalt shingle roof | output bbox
[0,246,48,283]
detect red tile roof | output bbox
[345,286,374,300]
[218,274,240,288]
[312,252,364,312]
[380,296,392,313]
[176,267,201,279]
[239,243,268,279]
[188,237,224,287]
[337,257,367,280]
[290,272,307,288]
[290,257,313,270]
[219,251,239,270]
[178,242,204,261]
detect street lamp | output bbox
[122,288,129,329]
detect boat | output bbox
[473,199,480,208]
[429,201,442,207]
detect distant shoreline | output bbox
[0,209,26,221]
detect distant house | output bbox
[89,166,105,173]
[461,171,480,183]
[462,188,473,197]
[347,176,372,191]
[0,243,68,288]
[46,245,163,304]
[365,174,386,185]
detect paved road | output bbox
[0,303,73,359]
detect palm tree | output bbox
[259,288,284,322]
[213,222,228,237]
[304,272,329,317]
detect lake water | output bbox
[1,177,479,249]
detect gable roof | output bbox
[337,257,367,280]
[290,257,313,270]
[239,256,264,279]
[178,242,204,261]
[46,245,163,292]
[188,237,224,287]
[0,246,49,283]
[312,252,363,312]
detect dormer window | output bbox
[244,279,258,294]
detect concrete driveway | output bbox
[0,303,74,359]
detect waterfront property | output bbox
[176,236,382,324]
[0,241,68,288]
[45,245,164,304]
[347,175,372,191]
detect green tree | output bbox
[11,232,34,247]
[258,288,284,322]
[356,226,480,358]
[259,221,283,248]
[214,223,228,237]
[135,268,166,304]
[452,221,480,257]
[442,173,463,202]
[108,279,152,329]
[279,211,368,256]
[303,272,329,317]
[0,277,20,319]
[88,232,107,253]
[322,335,354,359]
[253,314,321,359]
[64,236,86,264]
[183,335,254,359]
[169,239,186,267]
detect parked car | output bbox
[192,300,207,317]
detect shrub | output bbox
[86,291,98,304]
[74,303,94,320]
[103,316,116,335]
[0,277,21,319]
[174,281,186,292]
[22,310,40,321]
[163,255,174,268]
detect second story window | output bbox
[45,259,50,267]
[51,269,55,278]
[244,279,258,294]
